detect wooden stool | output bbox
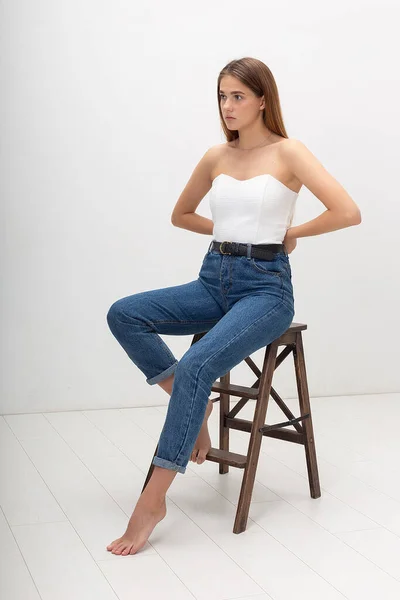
[142,322,321,534]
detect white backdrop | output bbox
[1,0,399,414]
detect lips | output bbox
[226,117,235,119]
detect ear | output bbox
[260,95,265,110]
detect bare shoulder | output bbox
[198,144,225,172]
[279,138,314,182]
[208,143,226,160]
[279,137,311,160]
[280,137,332,175]
[208,143,228,177]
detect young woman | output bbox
[106,57,361,556]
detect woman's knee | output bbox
[106,293,150,336]
[106,297,132,332]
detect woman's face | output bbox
[219,75,264,129]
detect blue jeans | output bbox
[106,241,295,474]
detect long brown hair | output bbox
[217,57,288,142]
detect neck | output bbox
[234,123,273,150]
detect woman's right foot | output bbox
[106,494,167,556]
[190,399,213,464]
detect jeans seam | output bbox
[148,319,221,324]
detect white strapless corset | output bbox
[209,173,298,244]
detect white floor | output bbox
[1,392,400,600]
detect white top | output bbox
[209,173,299,244]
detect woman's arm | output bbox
[283,139,362,241]
[172,213,214,235]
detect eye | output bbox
[219,94,242,100]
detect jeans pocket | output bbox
[250,257,283,276]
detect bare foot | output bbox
[106,494,167,556]
[190,399,213,465]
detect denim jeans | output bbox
[106,241,295,474]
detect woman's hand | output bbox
[283,229,297,254]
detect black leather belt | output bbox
[210,240,286,260]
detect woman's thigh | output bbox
[107,278,225,336]
[177,291,294,382]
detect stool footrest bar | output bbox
[206,447,247,468]
[259,413,310,433]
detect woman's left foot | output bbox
[106,494,167,555]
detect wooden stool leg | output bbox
[293,332,321,498]
[233,340,279,534]
[219,371,230,474]
[141,442,158,493]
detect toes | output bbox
[191,449,198,462]
[113,542,125,554]
[112,541,135,556]
[107,539,120,551]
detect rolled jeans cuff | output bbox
[146,360,179,386]
[152,455,186,474]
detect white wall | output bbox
[1,0,399,414]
